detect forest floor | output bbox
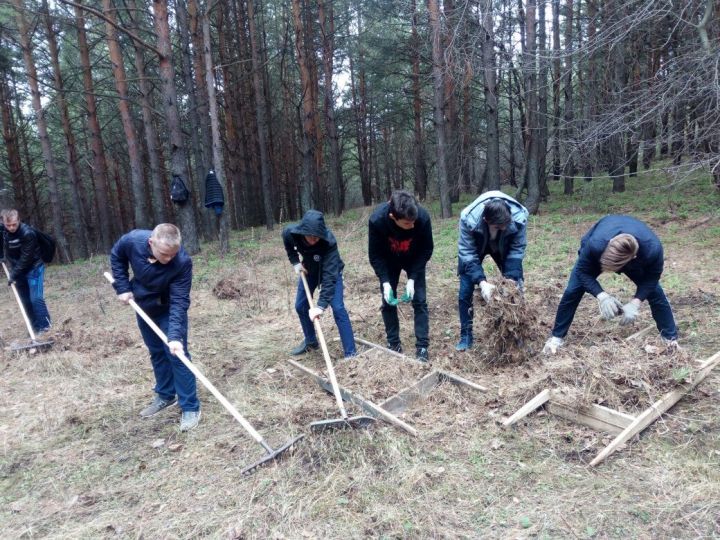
[2,168,720,539]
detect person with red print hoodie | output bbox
[368,190,434,362]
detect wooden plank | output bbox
[378,371,441,414]
[547,402,631,434]
[354,337,426,365]
[286,359,418,437]
[625,324,656,341]
[437,370,488,392]
[502,389,551,427]
[590,349,720,466]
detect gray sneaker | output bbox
[180,410,201,432]
[139,396,177,418]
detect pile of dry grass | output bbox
[212,277,245,300]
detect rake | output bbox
[299,271,375,432]
[103,272,302,475]
[2,262,54,352]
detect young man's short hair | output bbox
[1,209,19,222]
[600,233,639,272]
[389,190,419,221]
[483,200,511,226]
[151,223,182,248]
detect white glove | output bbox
[405,279,415,301]
[479,281,496,302]
[620,300,640,326]
[308,306,324,321]
[597,292,623,320]
[117,292,134,304]
[167,340,184,357]
[293,263,304,275]
[382,282,395,304]
[542,336,564,355]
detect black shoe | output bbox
[290,340,319,356]
[416,347,429,362]
[387,342,403,354]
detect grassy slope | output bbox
[1,167,719,539]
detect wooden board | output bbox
[546,400,635,434]
[378,371,441,414]
[503,389,552,426]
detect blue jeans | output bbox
[136,311,199,412]
[379,267,429,349]
[458,272,476,341]
[15,264,51,332]
[551,263,678,340]
[295,273,356,357]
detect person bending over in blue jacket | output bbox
[283,210,357,358]
[110,224,200,432]
[543,215,679,354]
[456,191,529,351]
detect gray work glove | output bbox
[597,292,623,320]
[620,300,640,326]
[293,263,304,275]
[479,281,496,302]
[542,336,564,355]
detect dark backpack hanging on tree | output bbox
[31,227,56,263]
[170,174,190,204]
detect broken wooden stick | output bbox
[502,389,551,426]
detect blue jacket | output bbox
[368,202,434,282]
[110,230,192,342]
[457,191,529,283]
[282,210,344,309]
[575,215,664,301]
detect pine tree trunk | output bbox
[523,0,541,213]
[551,0,561,182]
[410,0,428,200]
[151,0,200,252]
[13,0,71,261]
[202,10,230,254]
[562,0,575,194]
[427,0,452,217]
[537,0,549,198]
[75,1,113,251]
[481,0,500,191]
[103,0,150,229]
[0,56,28,216]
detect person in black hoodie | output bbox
[283,210,357,358]
[368,190,434,362]
[1,209,51,333]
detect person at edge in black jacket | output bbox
[368,190,434,362]
[543,215,679,354]
[110,223,200,432]
[283,210,357,358]
[1,209,52,334]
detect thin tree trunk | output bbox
[246,0,275,229]
[13,0,71,261]
[151,0,200,252]
[410,0,428,200]
[562,0,575,194]
[523,0,541,213]
[75,0,113,250]
[551,0,561,182]
[202,10,229,254]
[481,0,500,191]
[428,0,452,217]
[537,0,549,198]
[0,54,28,216]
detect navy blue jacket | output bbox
[3,223,43,280]
[110,230,192,342]
[283,210,344,309]
[368,202,434,282]
[575,215,664,301]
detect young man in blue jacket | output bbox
[110,224,200,431]
[456,191,529,351]
[1,209,51,334]
[543,215,679,354]
[283,210,357,358]
[368,190,434,362]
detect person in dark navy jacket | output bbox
[543,215,679,354]
[1,209,52,333]
[110,224,200,431]
[368,190,434,362]
[283,210,357,358]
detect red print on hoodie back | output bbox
[389,237,412,255]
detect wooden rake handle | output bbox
[103,272,270,450]
[2,261,37,340]
[299,271,348,419]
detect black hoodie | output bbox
[3,223,43,280]
[282,210,344,309]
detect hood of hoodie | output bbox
[460,190,529,231]
[291,210,335,245]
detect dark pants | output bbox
[136,311,199,412]
[380,267,429,349]
[295,273,356,357]
[551,263,678,340]
[457,252,504,340]
[15,264,51,333]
